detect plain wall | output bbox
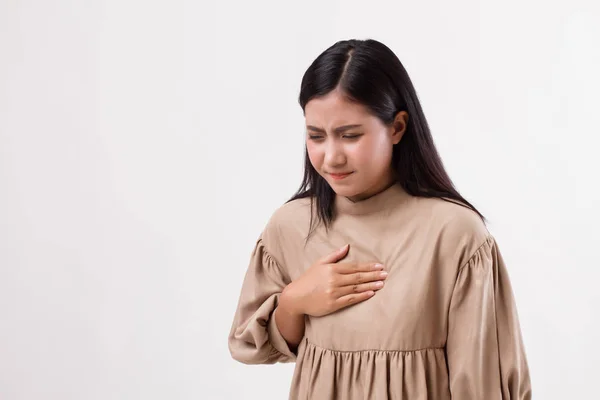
[1,0,599,398]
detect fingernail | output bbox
[373,263,383,269]
[380,271,388,277]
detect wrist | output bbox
[280,284,303,317]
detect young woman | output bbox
[228,39,531,399]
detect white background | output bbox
[1,0,599,399]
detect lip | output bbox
[329,172,353,180]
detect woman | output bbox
[228,38,531,399]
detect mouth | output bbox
[329,172,353,180]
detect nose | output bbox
[324,139,347,168]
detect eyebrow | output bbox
[306,124,363,134]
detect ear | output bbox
[390,111,409,145]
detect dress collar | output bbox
[334,181,410,216]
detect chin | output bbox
[328,182,359,197]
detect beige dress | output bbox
[228,183,531,399]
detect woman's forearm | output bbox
[274,287,306,352]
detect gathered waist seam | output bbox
[302,337,445,355]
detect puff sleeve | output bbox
[446,236,532,399]
[228,237,297,364]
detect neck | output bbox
[345,178,398,203]
[334,180,410,216]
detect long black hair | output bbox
[287,39,485,238]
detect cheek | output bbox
[352,139,392,169]
[306,142,323,167]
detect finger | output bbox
[336,270,388,286]
[336,280,385,297]
[317,244,349,265]
[333,291,375,310]
[333,261,384,274]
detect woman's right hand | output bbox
[279,244,388,318]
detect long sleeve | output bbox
[446,236,532,399]
[228,237,297,364]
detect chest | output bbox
[287,222,456,350]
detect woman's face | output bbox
[304,89,408,201]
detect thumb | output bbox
[318,244,349,265]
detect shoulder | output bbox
[264,196,312,237]
[259,196,313,262]
[420,196,487,235]
[270,196,313,225]
[411,196,491,267]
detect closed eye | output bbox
[307,134,363,141]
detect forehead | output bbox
[304,90,373,126]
